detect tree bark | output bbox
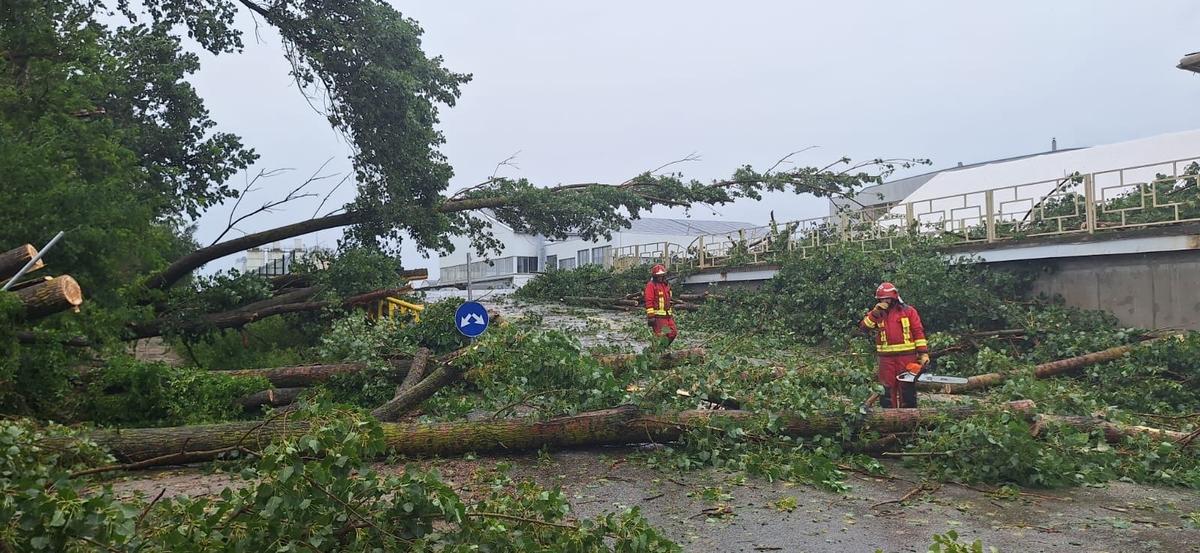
[371,353,465,422]
[0,244,44,281]
[394,347,432,395]
[223,360,411,388]
[237,387,306,410]
[127,286,412,339]
[142,211,361,291]
[1036,414,1197,448]
[922,341,1151,393]
[81,400,1037,465]
[12,276,83,320]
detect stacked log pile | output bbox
[1,243,85,321]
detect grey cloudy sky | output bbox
[187,1,1200,274]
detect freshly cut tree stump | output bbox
[13,276,83,320]
[82,400,1037,466]
[0,244,44,281]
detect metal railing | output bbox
[690,157,1200,269]
[609,241,687,270]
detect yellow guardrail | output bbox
[689,156,1200,269]
[374,297,424,322]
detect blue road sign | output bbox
[455,301,489,338]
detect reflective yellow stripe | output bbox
[646,308,655,315]
[876,343,918,353]
[914,339,928,348]
[901,317,911,344]
[861,316,877,328]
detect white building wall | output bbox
[439,215,542,267]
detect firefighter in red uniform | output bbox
[644,264,677,345]
[859,282,929,408]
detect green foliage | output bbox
[79,357,267,426]
[0,0,254,305]
[907,410,1200,489]
[177,317,315,371]
[300,247,408,298]
[446,327,629,418]
[926,530,997,553]
[0,410,680,551]
[515,265,652,301]
[691,240,1034,343]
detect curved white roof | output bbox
[890,129,1200,225]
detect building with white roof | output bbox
[831,129,1200,231]
[437,213,753,288]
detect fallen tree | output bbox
[922,340,1161,393]
[1037,414,1198,447]
[224,361,411,388]
[80,400,1037,466]
[127,286,412,339]
[227,348,704,391]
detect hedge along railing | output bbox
[689,156,1200,269]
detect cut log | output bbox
[371,349,469,422]
[1037,415,1196,448]
[79,400,1037,466]
[922,341,1155,393]
[596,347,707,375]
[223,360,411,388]
[0,244,44,281]
[237,387,306,410]
[12,276,83,320]
[395,347,432,395]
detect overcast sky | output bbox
[187,1,1200,275]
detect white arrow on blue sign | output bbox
[454,301,490,338]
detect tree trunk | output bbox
[0,244,44,281]
[82,400,1037,465]
[371,354,465,422]
[143,211,361,291]
[237,387,306,410]
[922,342,1150,393]
[127,286,412,339]
[395,348,432,395]
[597,347,707,375]
[12,276,83,320]
[1036,415,1197,448]
[223,360,411,388]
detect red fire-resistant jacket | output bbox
[644,280,673,318]
[859,303,928,356]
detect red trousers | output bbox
[650,317,678,342]
[877,353,918,408]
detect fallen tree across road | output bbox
[78,400,1038,466]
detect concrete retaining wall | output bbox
[1007,249,1200,330]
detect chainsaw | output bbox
[895,357,969,385]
